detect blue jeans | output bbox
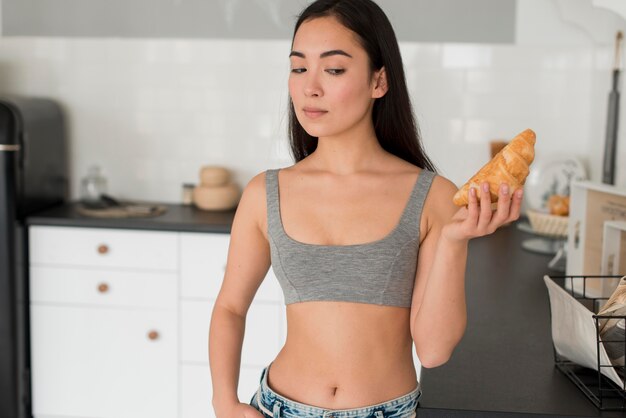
[248,362,422,418]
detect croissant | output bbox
[453,129,536,206]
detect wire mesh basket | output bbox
[548,275,626,410]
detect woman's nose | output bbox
[303,73,323,97]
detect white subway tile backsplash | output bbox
[0,36,619,201]
[466,70,542,94]
[463,93,541,120]
[32,38,69,61]
[409,71,466,122]
[399,44,443,70]
[442,44,492,69]
[593,46,614,70]
[409,69,465,97]
[489,46,545,70]
[463,119,499,144]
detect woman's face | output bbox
[289,16,386,139]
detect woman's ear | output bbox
[372,67,388,99]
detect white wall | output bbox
[0,0,624,204]
[515,0,626,189]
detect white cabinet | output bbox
[181,364,213,418]
[178,232,285,418]
[28,226,285,418]
[30,305,177,418]
[30,266,177,308]
[30,226,178,271]
[29,226,179,418]
[180,232,230,299]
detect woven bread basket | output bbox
[526,209,569,238]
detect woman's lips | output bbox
[302,107,328,119]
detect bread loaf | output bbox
[453,129,536,206]
[547,194,570,216]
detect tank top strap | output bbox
[265,168,282,237]
[401,169,436,237]
[266,167,436,239]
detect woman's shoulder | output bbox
[244,165,293,194]
[241,167,282,205]
[422,172,460,226]
[427,172,458,200]
[233,170,268,242]
[237,166,294,234]
[392,157,456,198]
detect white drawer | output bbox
[180,232,282,301]
[180,232,230,299]
[181,300,213,363]
[31,305,177,418]
[29,226,178,271]
[30,266,177,309]
[182,300,285,366]
[181,364,214,418]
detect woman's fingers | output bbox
[488,183,512,229]
[455,182,525,240]
[508,188,523,221]
[476,182,493,231]
[467,186,479,226]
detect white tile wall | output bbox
[0,36,622,203]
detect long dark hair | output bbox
[288,0,436,172]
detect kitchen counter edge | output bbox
[25,202,236,234]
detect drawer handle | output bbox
[97,244,109,255]
[97,283,109,293]
[147,330,159,341]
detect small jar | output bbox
[182,183,195,205]
[80,165,108,205]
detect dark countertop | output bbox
[417,223,626,417]
[27,204,626,416]
[25,201,236,233]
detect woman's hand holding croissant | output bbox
[441,181,523,243]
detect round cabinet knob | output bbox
[147,330,159,341]
[97,283,109,293]
[97,244,109,255]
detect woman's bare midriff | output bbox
[266,301,418,410]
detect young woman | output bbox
[209,1,523,417]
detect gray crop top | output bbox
[265,168,436,308]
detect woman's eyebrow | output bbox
[320,49,353,58]
[289,50,353,58]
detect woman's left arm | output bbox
[409,178,523,368]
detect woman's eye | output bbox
[290,68,306,74]
[326,69,345,75]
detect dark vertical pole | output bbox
[603,31,623,185]
[603,69,620,184]
[0,144,20,418]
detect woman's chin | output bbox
[300,124,342,139]
[301,127,326,138]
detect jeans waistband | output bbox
[255,362,421,418]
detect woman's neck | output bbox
[308,122,387,175]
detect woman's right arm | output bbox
[209,171,272,417]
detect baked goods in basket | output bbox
[453,129,536,206]
[547,194,570,216]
